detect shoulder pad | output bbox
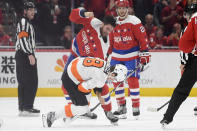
[117,15,141,25]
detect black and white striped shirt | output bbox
[15,17,35,55]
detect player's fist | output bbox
[139,51,151,65]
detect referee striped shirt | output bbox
[15,17,35,55]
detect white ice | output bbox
[0,97,196,131]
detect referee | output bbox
[15,1,40,116]
[160,3,197,127]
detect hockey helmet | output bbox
[115,0,130,8]
[24,1,35,10]
[110,64,128,82]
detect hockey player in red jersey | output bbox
[160,3,197,128]
[108,0,150,119]
[61,8,116,119]
[42,57,129,127]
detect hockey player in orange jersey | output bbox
[61,7,116,119]
[42,57,128,127]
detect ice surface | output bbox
[0,97,196,131]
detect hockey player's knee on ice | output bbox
[65,104,89,117]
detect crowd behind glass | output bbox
[0,0,195,50]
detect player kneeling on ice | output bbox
[42,57,128,127]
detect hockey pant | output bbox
[61,71,112,114]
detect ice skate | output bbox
[132,107,140,120]
[42,112,56,128]
[194,107,197,115]
[79,111,97,119]
[160,119,171,129]
[113,103,127,119]
[105,111,119,126]
[19,108,40,117]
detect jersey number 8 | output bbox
[83,58,104,68]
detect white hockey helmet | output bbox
[111,64,128,82]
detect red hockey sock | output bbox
[101,84,112,111]
[127,77,140,108]
[113,82,126,106]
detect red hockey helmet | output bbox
[115,0,129,8]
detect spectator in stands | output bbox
[166,23,181,47]
[187,0,197,5]
[60,25,72,49]
[144,14,157,38]
[105,0,133,17]
[84,0,109,20]
[177,0,187,7]
[0,24,13,46]
[128,6,135,15]
[35,0,68,46]
[105,0,117,17]
[153,0,168,26]
[161,0,184,36]
[0,8,2,24]
[132,0,155,24]
[149,26,167,49]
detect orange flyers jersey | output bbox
[67,57,108,93]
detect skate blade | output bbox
[161,123,167,129]
[134,115,139,120]
[111,122,118,126]
[116,114,127,119]
[42,114,48,128]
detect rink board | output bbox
[0,50,197,97]
[0,87,197,97]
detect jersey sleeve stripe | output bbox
[71,59,84,82]
[78,83,91,93]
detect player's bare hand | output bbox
[28,55,36,65]
[85,12,94,18]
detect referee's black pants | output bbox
[15,50,38,110]
[163,56,197,122]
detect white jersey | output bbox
[67,57,108,93]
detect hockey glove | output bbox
[139,51,151,71]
